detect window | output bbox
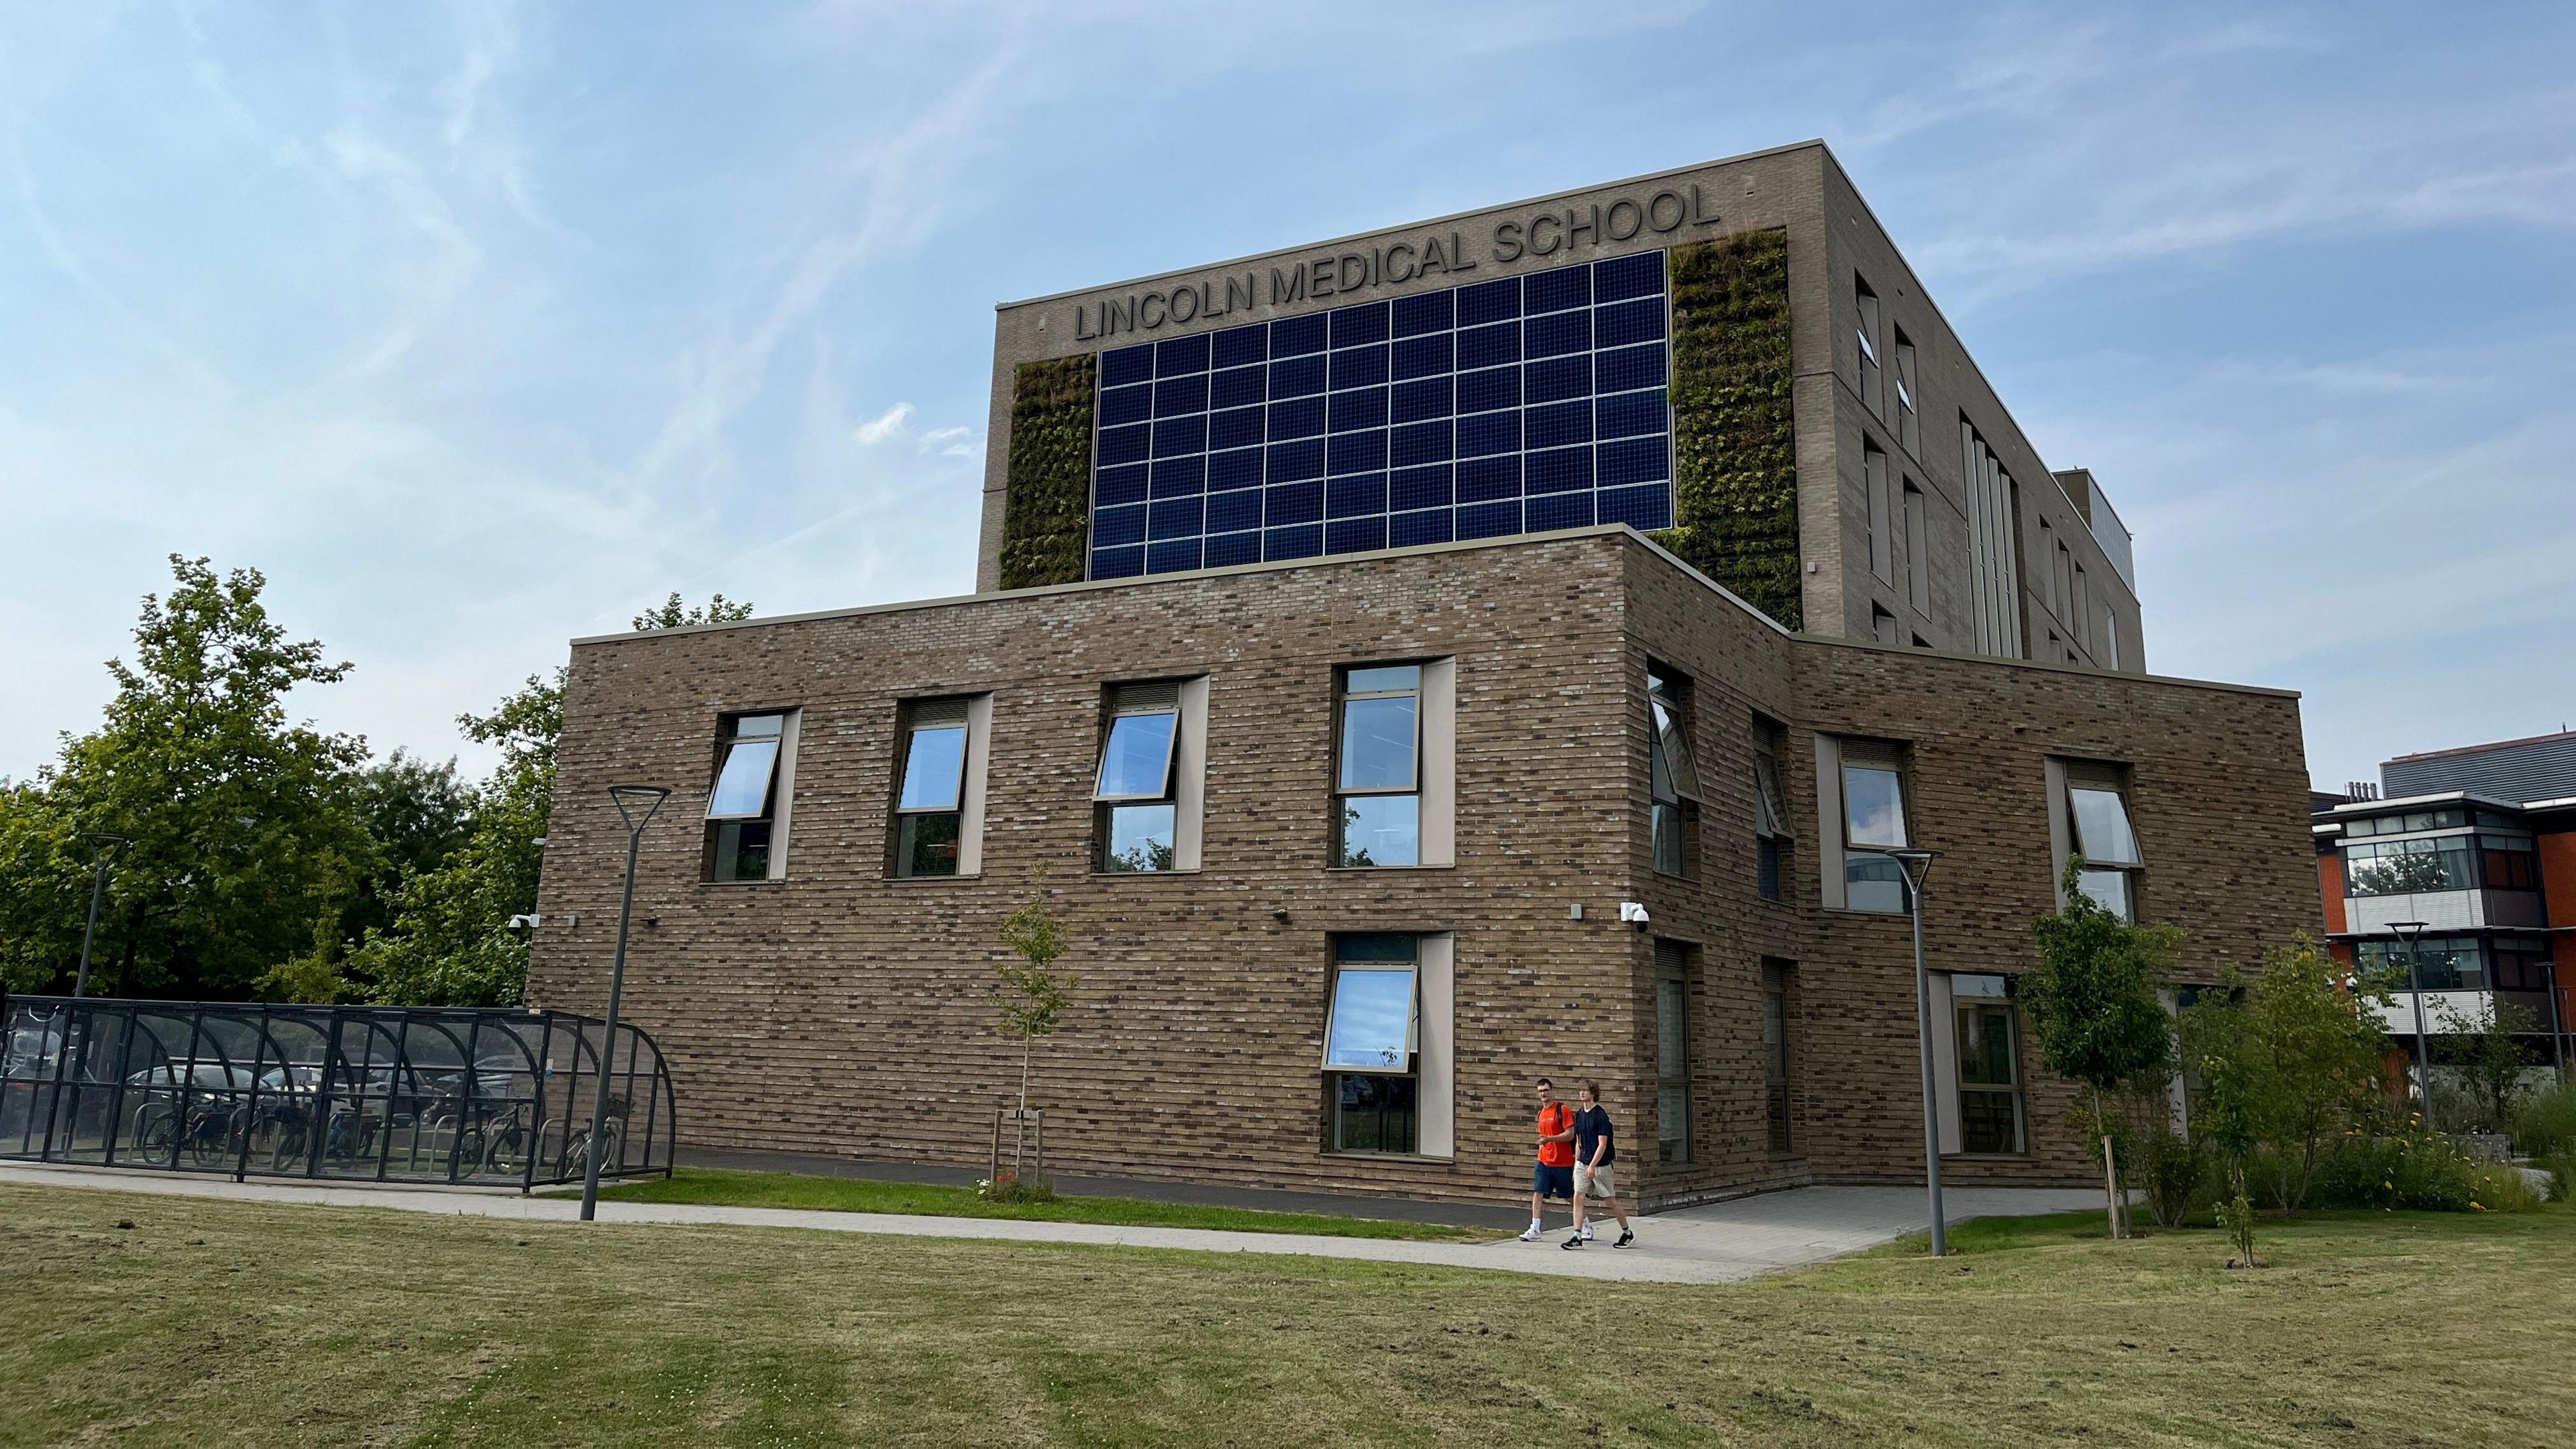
[1753,718,1790,902]
[1960,421,2023,659]
[1096,682,1180,872]
[1839,739,1910,914]
[1854,278,1884,418]
[1872,605,1900,645]
[2072,564,2091,657]
[2063,761,2142,922]
[1901,481,1930,616]
[2483,839,2538,891]
[2356,936,2485,991]
[1865,444,1894,584]
[1953,975,2025,1154]
[1325,935,1419,1153]
[2343,836,2475,896]
[2054,541,2074,630]
[1892,329,1920,454]
[704,712,790,881]
[894,698,971,877]
[1655,941,1692,1165]
[2037,521,2058,616]
[1762,961,1794,1153]
[1335,665,1421,867]
[1647,665,1702,877]
[2104,613,2121,671]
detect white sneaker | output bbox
[1519,1224,1545,1242]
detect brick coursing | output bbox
[533,531,2312,1207]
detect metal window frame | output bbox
[1334,665,1422,798]
[1320,961,1420,1076]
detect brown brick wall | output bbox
[533,529,2311,1208]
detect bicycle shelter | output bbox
[0,996,675,1189]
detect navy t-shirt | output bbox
[1573,1105,1615,1166]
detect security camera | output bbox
[1618,902,1650,928]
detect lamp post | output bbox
[2389,920,2433,1131]
[1855,845,1946,1256]
[70,832,132,1000]
[582,785,669,1224]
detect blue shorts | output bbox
[1532,1163,1574,1200]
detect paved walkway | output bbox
[0,1161,2099,1284]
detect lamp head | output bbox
[609,784,672,833]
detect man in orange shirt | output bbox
[1520,1077,1578,1242]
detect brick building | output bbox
[529,143,2316,1208]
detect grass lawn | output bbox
[3,1181,2569,1447]
[586,1167,1488,1242]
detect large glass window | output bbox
[2356,936,2485,991]
[1953,975,2025,1155]
[1095,682,1180,872]
[1656,941,1692,1165]
[2063,762,2142,922]
[1840,739,1910,914]
[1648,666,1701,877]
[1335,665,1420,867]
[1087,252,1674,580]
[2343,836,2475,896]
[704,712,786,881]
[1326,935,1419,1153]
[894,700,970,878]
[1754,718,1790,902]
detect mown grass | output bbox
[3,1181,2570,1447]
[587,1167,1489,1242]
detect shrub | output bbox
[975,1170,1056,1205]
[2133,1121,2207,1230]
[2312,1130,2545,1212]
[2512,1081,2576,1159]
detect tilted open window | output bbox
[1324,934,1419,1154]
[894,698,971,878]
[1839,739,1911,914]
[1095,681,1180,872]
[2063,761,2142,922]
[704,712,792,881]
[1647,665,1701,877]
[1753,716,1790,902]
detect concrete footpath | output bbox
[0,1161,2099,1284]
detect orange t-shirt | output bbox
[1536,1102,1576,1167]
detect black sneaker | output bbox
[1560,1234,1585,1250]
[1613,1231,1636,1249]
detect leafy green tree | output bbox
[2024,859,2182,1238]
[994,881,1077,1179]
[0,556,373,999]
[2436,998,2542,1133]
[345,593,749,1006]
[2183,945,2390,1212]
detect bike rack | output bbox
[0,995,677,1191]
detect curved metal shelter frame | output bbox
[0,996,675,1189]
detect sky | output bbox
[2,1,2570,792]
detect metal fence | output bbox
[0,996,675,1189]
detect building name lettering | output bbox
[1071,184,1723,342]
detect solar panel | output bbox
[1085,250,1671,578]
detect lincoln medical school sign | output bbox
[1069,184,1727,342]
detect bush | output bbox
[2133,1122,2207,1230]
[2512,1081,2576,1159]
[2312,1130,2544,1212]
[975,1170,1055,1205]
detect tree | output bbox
[0,556,374,999]
[2182,945,2390,1212]
[2436,998,2542,1133]
[345,594,749,1006]
[993,882,1077,1180]
[2024,859,2182,1238]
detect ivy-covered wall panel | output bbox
[998,354,1096,590]
[1656,229,1801,631]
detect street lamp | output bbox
[582,784,669,1224]
[2388,920,2433,1131]
[70,832,132,1000]
[1854,845,1947,1256]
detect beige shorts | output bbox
[1574,1161,1617,1198]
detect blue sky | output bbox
[3,1,2569,791]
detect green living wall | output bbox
[998,354,1097,590]
[1656,229,1801,630]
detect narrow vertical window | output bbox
[893,698,970,877]
[1647,665,1702,877]
[1334,665,1421,867]
[704,712,788,881]
[1953,974,2026,1153]
[2104,613,2121,671]
[1762,961,1794,1153]
[2063,761,2142,922]
[2072,564,2091,658]
[1865,444,1894,584]
[1901,481,1930,616]
[1753,717,1790,903]
[1854,278,1884,418]
[1839,739,1910,914]
[1655,941,1692,1165]
[1892,329,1920,455]
[2037,521,2059,617]
[1324,934,1419,1153]
[1095,682,1180,872]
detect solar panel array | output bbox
[1087,250,1672,580]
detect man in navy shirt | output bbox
[1563,1082,1635,1249]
